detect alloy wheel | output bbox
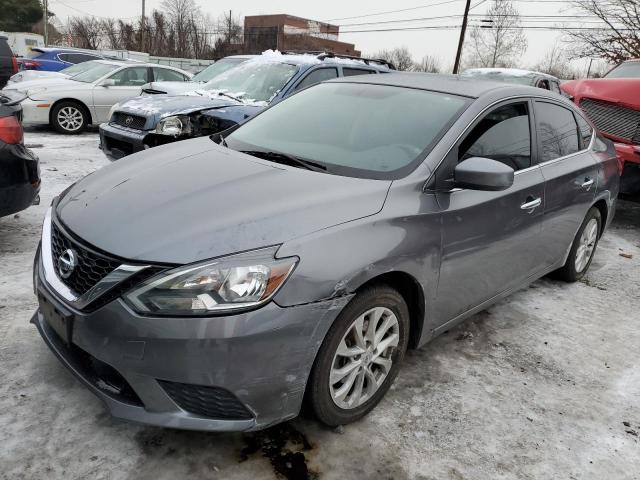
[56,106,84,132]
[329,306,400,410]
[575,218,599,273]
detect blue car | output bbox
[19,48,105,72]
[99,51,395,160]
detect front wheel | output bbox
[553,207,602,282]
[51,101,88,134]
[307,285,409,427]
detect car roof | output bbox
[31,47,102,54]
[462,68,559,81]
[245,51,391,71]
[330,72,564,99]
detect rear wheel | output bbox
[51,101,88,134]
[308,285,409,427]
[553,207,602,282]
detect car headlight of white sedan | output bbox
[156,115,192,136]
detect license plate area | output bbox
[39,293,74,345]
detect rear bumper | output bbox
[33,248,350,431]
[99,122,149,160]
[0,143,40,217]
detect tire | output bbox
[553,207,602,282]
[308,285,410,427]
[51,101,88,134]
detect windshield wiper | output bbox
[216,92,243,102]
[240,150,327,172]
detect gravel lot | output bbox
[1,129,639,480]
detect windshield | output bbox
[71,63,120,83]
[192,58,248,82]
[60,61,102,76]
[201,61,298,103]
[226,82,470,179]
[605,62,640,78]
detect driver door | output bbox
[433,100,546,327]
[92,66,151,122]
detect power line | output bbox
[324,0,463,22]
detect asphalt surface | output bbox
[1,129,639,480]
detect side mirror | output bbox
[454,157,514,191]
[101,79,116,87]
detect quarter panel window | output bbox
[575,114,594,148]
[535,102,580,162]
[153,67,186,82]
[108,67,150,86]
[343,68,375,77]
[458,102,532,171]
[295,68,338,90]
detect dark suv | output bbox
[0,36,18,89]
[0,91,40,217]
[99,52,394,159]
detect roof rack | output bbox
[280,50,396,70]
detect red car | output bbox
[562,60,640,196]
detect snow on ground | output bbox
[1,128,639,480]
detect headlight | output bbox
[156,115,191,136]
[124,247,297,316]
[107,103,120,121]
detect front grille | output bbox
[158,380,253,420]
[104,136,134,156]
[51,222,121,296]
[580,98,640,144]
[112,112,147,130]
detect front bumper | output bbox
[20,98,51,126]
[614,142,640,166]
[33,247,350,431]
[99,122,150,161]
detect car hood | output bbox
[561,78,640,110]
[56,137,391,264]
[115,94,243,125]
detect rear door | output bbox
[434,99,547,324]
[534,100,598,267]
[92,66,151,122]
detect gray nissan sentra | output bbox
[32,73,619,431]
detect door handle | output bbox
[581,178,595,189]
[520,197,542,210]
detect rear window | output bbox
[0,38,12,56]
[24,50,44,59]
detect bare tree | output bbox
[213,11,243,58]
[567,0,640,64]
[467,0,528,68]
[370,46,415,71]
[67,17,102,50]
[532,42,582,79]
[414,55,441,73]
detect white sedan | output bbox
[17,61,192,134]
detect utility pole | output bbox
[43,0,48,46]
[140,0,145,52]
[453,0,472,74]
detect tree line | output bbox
[1,0,638,74]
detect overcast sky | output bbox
[50,0,599,74]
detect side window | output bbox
[153,67,186,82]
[458,102,532,171]
[57,53,72,63]
[575,114,594,148]
[108,67,150,86]
[343,68,375,77]
[537,79,550,90]
[295,68,338,90]
[535,102,580,162]
[550,81,561,94]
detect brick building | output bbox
[244,14,360,57]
